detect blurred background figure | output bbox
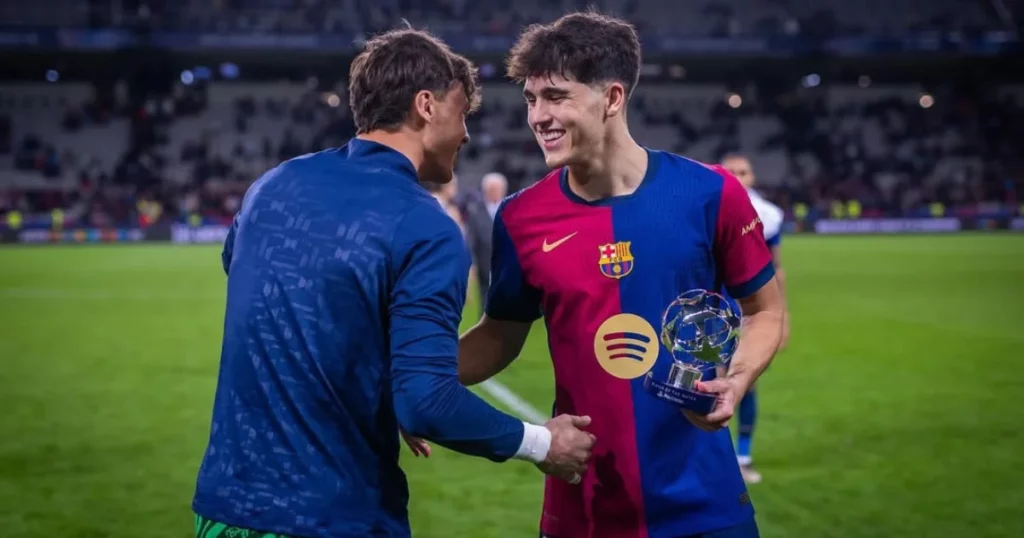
[465,171,508,308]
[720,152,787,486]
[426,178,465,236]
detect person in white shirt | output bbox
[482,173,505,220]
[721,154,790,485]
[465,172,509,311]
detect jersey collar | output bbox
[344,138,418,180]
[558,148,661,207]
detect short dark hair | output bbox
[348,27,481,134]
[506,11,642,98]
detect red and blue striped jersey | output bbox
[486,149,775,538]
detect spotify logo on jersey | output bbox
[594,314,659,379]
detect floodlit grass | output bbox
[1,235,1022,537]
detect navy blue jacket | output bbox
[193,139,524,537]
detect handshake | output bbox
[535,414,596,484]
[401,414,596,484]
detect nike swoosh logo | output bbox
[542,232,578,253]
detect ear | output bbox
[412,89,435,125]
[605,82,627,118]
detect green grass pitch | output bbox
[1,235,1022,537]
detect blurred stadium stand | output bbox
[0,0,1011,37]
[0,0,1022,233]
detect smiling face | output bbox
[523,74,616,169]
[507,12,642,171]
[419,82,471,184]
[347,28,480,184]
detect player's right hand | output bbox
[684,378,743,432]
[537,414,595,484]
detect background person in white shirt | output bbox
[721,153,790,485]
[465,172,508,313]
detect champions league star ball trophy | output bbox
[643,290,741,414]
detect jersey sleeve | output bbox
[484,203,542,322]
[389,202,524,461]
[710,166,776,298]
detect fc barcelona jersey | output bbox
[485,149,775,538]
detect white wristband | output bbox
[512,422,551,464]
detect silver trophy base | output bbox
[667,362,703,390]
[643,363,716,414]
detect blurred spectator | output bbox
[464,172,508,307]
[2,74,1022,230]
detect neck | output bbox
[566,123,648,201]
[357,130,425,178]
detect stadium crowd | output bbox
[3,0,1006,38]
[2,74,1022,232]
[1,0,1022,231]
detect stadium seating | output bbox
[0,0,1020,225]
[1,78,1021,225]
[0,0,1007,36]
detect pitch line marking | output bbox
[3,287,553,425]
[478,379,548,424]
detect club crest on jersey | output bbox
[598,241,634,279]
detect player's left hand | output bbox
[684,378,746,432]
[400,429,431,458]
